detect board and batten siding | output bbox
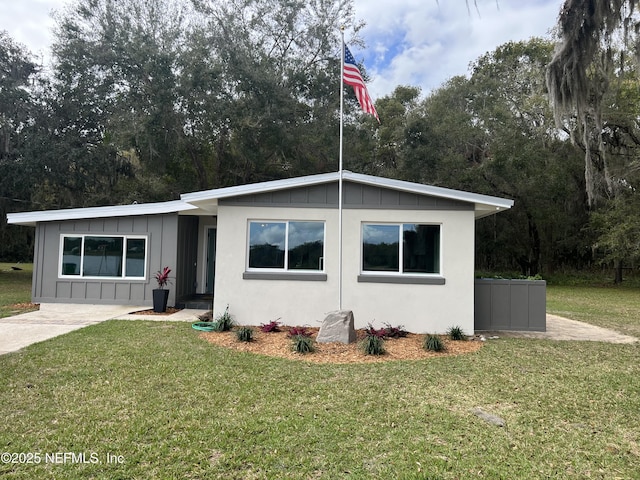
[32,214,179,306]
[219,181,473,212]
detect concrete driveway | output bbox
[0,303,209,355]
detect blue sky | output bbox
[1,0,565,99]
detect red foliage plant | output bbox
[154,266,172,289]
[259,320,282,333]
[288,326,312,338]
[365,323,387,338]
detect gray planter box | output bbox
[474,279,546,332]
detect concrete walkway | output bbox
[479,314,638,344]
[0,303,209,356]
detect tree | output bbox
[0,32,40,260]
[547,0,640,205]
[403,39,588,275]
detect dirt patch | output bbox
[200,327,483,364]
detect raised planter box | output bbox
[474,279,546,332]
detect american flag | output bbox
[343,45,379,122]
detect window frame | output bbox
[58,234,148,280]
[359,222,444,284]
[245,220,326,278]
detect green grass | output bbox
[0,322,639,478]
[0,263,36,318]
[1,270,639,477]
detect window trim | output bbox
[58,234,148,280]
[360,222,443,281]
[245,220,326,276]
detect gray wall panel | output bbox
[220,181,473,211]
[474,279,546,331]
[32,214,180,306]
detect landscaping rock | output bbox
[316,310,357,344]
[471,407,506,427]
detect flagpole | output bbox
[338,27,345,311]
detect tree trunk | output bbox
[614,259,623,285]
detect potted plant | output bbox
[153,266,171,313]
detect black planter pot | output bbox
[153,289,169,313]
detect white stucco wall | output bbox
[213,206,339,328]
[341,208,475,334]
[213,205,476,334]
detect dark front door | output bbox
[206,228,216,294]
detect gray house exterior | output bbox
[7,172,514,333]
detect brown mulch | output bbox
[131,307,182,315]
[200,327,483,364]
[11,302,40,310]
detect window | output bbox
[362,223,440,275]
[60,235,147,279]
[248,221,324,271]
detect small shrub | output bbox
[364,323,386,338]
[259,320,281,333]
[235,326,254,342]
[383,323,408,338]
[288,326,311,338]
[423,334,446,352]
[447,325,466,341]
[291,335,314,354]
[360,335,385,355]
[212,307,234,332]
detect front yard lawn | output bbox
[0,263,37,318]
[1,318,639,479]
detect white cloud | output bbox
[0,0,64,64]
[1,0,565,99]
[353,0,564,99]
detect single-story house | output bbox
[7,171,513,333]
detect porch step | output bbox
[176,295,213,311]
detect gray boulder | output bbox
[316,310,357,344]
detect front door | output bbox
[206,228,216,294]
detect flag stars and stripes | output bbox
[343,45,380,122]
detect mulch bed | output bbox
[5,303,40,315]
[200,327,483,364]
[130,307,182,315]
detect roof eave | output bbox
[6,200,197,227]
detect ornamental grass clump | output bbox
[447,325,466,341]
[288,326,314,354]
[235,326,254,342]
[361,323,386,355]
[212,307,235,332]
[290,335,314,354]
[423,334,446,352]
[360,335,385,355]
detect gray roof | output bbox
[7,171,513,226]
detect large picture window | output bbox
[362,223,440,275]
[60,235,147,279]
[248,221,324,271]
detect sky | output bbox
[0,0,565,99]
